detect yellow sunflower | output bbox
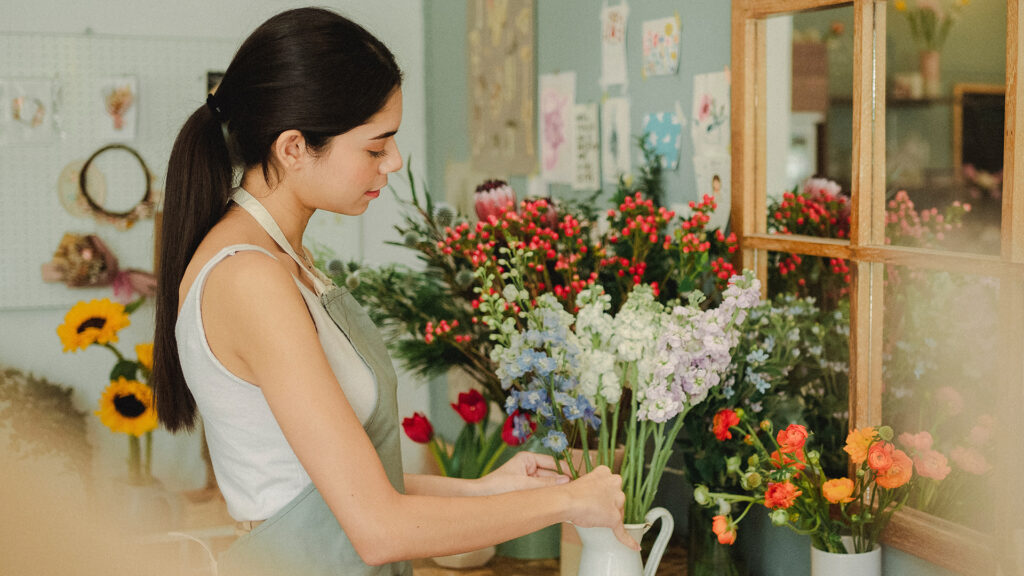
[135,342,153,371]
[95,377,158,436]
[57,298,131,352]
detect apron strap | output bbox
[230,188,333,295]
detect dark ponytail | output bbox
[152,7,402,432]
[153,105,232,432]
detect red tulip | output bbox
[474,179,516,222]
[451,389,487,424]
[502,411,536,446]
[401,412,434,443]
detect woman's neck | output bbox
[239,170,314,255]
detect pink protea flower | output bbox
[474,179,517,222]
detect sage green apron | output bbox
[216,188,412,576]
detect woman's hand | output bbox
[475,451,569,495]
[563,465,638,551]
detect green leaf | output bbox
[109,360,140,382]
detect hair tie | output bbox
[206,93,224,120]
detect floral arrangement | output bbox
[401,388,533,479]
[962,164,1002,201]
[57,297,157,485]
[476,239,761,522]
[894,0,970,52]
[696,411,923,554]
[320,154,738,410]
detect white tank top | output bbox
[175,189,377,521]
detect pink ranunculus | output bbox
[474,179,517,222]
[802,177,842,202]
[968,414,996,447]
[935,386,964,416]
[914,448,951,481]
[898,430,933,452]
[951,446,991,475]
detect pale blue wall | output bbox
[425,0,732,208]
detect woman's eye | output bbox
[369,149,387,159]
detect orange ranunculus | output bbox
[764,481,802,510]
[776,424,809,453]
[822,478,855,504]
[914,448,951,481]
[713,409,741,441]
[844,427,876,465]
[875,449,913,489]
[867,441,895,472]
[770,447,806,471]
[712,515,737,545]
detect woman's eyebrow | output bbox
[370,129,398,140]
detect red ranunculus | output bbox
[712,515,737,545]
[713,409,741,441]
[502,411,536,446]
[776,424,808,453]
[451,389,488,424]
[401,412,433,444]
[867,441,895,473]
[764,481,802,510]
[770,447,807,471]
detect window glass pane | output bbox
[764,4,855,240]
[764,250,851,478]
[884,2,1006,255]
[881,264,1001,530]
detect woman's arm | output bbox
[204,255,636,565]
[405,452,570,497]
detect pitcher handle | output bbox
[641,507,674,576]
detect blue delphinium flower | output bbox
[543,430,568,452]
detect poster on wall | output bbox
[468,0,536,175]
[573,102,600,191]
[95,76,138,142]
[691,69,732,230]
[691,70,730,156]
[600,4,629,88]
[539,71,576,184]
[641,15,681,78]
[641,111,683,171]
[6,78,58,143]
[601,96,631,184]
[693,154,731,230]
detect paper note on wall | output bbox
[691,70,731,157]
[601,97,631,184]
[641,15,681,78]
[539,72,576,184]
[641,112,683,171]
[573,102,600,191]
[600,5,629,87]
[693,154,732,230]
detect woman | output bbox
[152,8,635,576]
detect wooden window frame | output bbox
[730,1,1024,573]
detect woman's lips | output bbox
[365,189,381,198]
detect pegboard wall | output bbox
[0,32,237,309]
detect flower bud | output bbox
[807,450,821,465]
[726,456,742,474]
[745,472,762,489]
[345,271,361,291]
[770,509,789,526]
[878,425,894,441]
[717,498,732,515]
[759,419,773,433]
[693,484,711,506]
[748,454,760,469]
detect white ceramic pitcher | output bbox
[575,507,674,576]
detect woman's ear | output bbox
[270,129,310,172]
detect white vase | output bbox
[810,536,882,576]
[575,507,673,576]
[432,545,496,569]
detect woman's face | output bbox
[300,88,404,215]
